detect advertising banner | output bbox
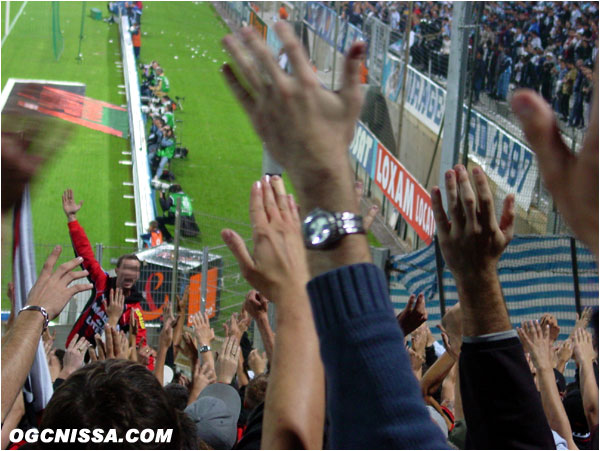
[383,58,538,210]
[374,144,435,244]
[349,120,435,244]
[463,107,538,210]
[349,121,378,179]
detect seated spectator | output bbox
[149,125,175,180]
[141,220,164,248]
[157,184,200,240]
[151,67,170,98]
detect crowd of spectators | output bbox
[336,1,598,128]
[1,14,598,451]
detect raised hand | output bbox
[62,189,83,222]
[224,311,252,341]
[432,165,515,282]
[572,307,592,336]
[189,311,214,347]
[188,360,216,405]
[243,289,269,321]
[221,23,366,194]
[26,246,93,320]
[215,336,240,384]
[512,65,598,258]
[222,175,310,304]
[517,321,554,371]
[104,288,125,328]
[539,314,560,343]
[248,349,268,375]
[572,328,596,366]
[354,180,378,231]
[59,335,90,379]
[431,166,514,336]
[159,311,178,350]
[396,293,427,336]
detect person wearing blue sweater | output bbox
[220,19,597,450]
[220,22,448,449]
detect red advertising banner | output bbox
[374,143,435,244]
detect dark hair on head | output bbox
[244,374,269,411]
[164,382,190,411]
[54,349,65,369]
[116,254,141,269]
[39,360,198,449]
[169,184,183,193]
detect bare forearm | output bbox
[154,346,168,386]
[537,367,577,449]
[290,165,372,277]
[579,360,599,431]
[255,315,275,362]
[1,312,45,422]
[555,359,568,374]
[262,292,325,450]
[421,352,455,397]
[1,392,25,449]
[455,269,511,337]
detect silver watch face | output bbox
[306,214,332,246]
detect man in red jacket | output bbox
[62,189,151,368]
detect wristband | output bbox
[19,305,50,331]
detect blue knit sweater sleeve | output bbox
[307,263,449,449]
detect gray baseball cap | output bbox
[184,383,242,449]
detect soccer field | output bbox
[1,1,265,310]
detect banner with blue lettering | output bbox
[385,57,537,210]
[348,121,378,179]
[403,66,445,135]
[461,107,538,210]
[381,53,403,103]
[305,2,363,53]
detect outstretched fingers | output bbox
[273,21,315,86]
[498,194,515,242]
[511,90,573,192]
[472,166,498,233]
[221,229,255,278]
[340,40,366,113]
[431,187,450,238]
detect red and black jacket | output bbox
[65,220,150,365]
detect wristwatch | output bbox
[19,305,50,331]
[198,345,211,353]
[302,208,365,249]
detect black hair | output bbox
[39,360,198,449]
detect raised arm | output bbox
[572,328,599,432]
[243,289,275,362]
[223,176,325,449]
[1,247,92,422]
[63,189,106,283]
[221,22,445,449]
[431,166,555,449]
[154,311,177,386]
[511,65,598,258]
[518,321,578,450]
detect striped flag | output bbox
[390,235,598,381]
[13,185,54,411]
